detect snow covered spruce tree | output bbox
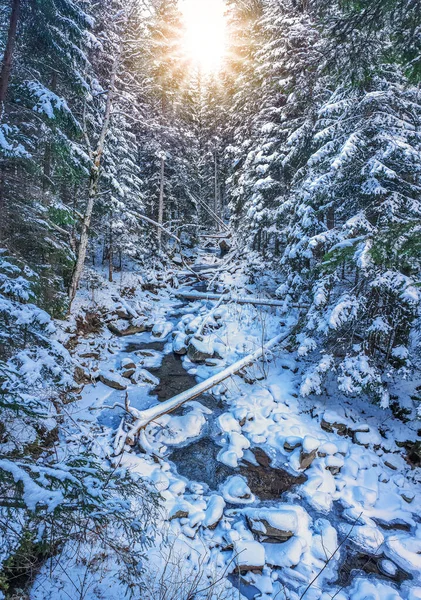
[225,0,323,259]
[224,0,421,408]
[0,0,93,315]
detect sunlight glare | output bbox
[181,0,227,73]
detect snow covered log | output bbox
[175,290,308,309]
[118,330,292,449]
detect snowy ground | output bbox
[31,250,421,600]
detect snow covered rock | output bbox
[264,537,304,568]
[233,540,265,572]
[299,435,320,470]
[121,357,136,378]
[246,508,297,541]
[284,436,302,452]
[172,332,189,355]
[220,475,255,505]
[321,410,348,435]
[152,320,173,339]
[203,495,226,529]
[108,320,152,337]
[131,368,159,386]
[99,370,127,390]
[187,336,215,362]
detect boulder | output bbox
[122,368,136,379]
[203,495,226,530]
[108,322,150,337]
[121,358,136,370]
[321,411,348,435]
[173,332,189,355]
[79,351,100,360]
[99,371,127,390]
[187,337,214,363]
[284,437,302,452]
[234,540,265,572]
[246,508,297,541]
[299,449,317,470]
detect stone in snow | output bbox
[203,495,226,529]
[233,540,265,571]
[99,370,127,390]
[220,475,255,505]
[173,332,189,355]
[246,507,297,541]
[152,321,173,339]
[321,410,348,435]
[187,336,215,363]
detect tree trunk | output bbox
[214,148,219,228]
[68,51,121,307]
[108,219,113,282]
[43,72,58,197]
[0,0,20,106]
[157,155,165,249]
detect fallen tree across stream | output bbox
[114,329,292,454]
[175,290,308,309]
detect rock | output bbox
[73,366,91,385]
[246,508,297,541]
[325,454,344,475]
[187,337,214,363]
[152,321,173,339]
[234,540,265,572]
[284,437,302,452]
[169,509,189,521]
[321,411,348,435]
[108,322,150,337]
[115,308,131,320]
[79,351,100,360]
[219,238,231,256]
[317,442,338,457]
[99,371,127,390]
[252,447,272,468]
[122,369,136,379]
[203,495,226,530]
[400,491,415,504]
[299,448,317,470]
[173,332,189,355]
[131,368,159,386]
[121,358,136,370]
[384,459,398,471]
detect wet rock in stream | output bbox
[170,438,306,500]
[336,550,412,587]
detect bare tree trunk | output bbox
[0,0,20,106]
[108,219,113,283]
[157,155,165,249]
[68,52,121,307]
[214,148,219,230]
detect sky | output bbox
[180,0,227,73]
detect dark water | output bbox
[170,437,306,499]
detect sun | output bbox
[180,0,227,73]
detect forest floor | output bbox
[30,246,421,600]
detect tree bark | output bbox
[157,155,165,248]
[0,0,20,106]
[108,219,113,282]
[68,51,121,306]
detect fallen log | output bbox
[118,329,292,450]
[175,290,309,309]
